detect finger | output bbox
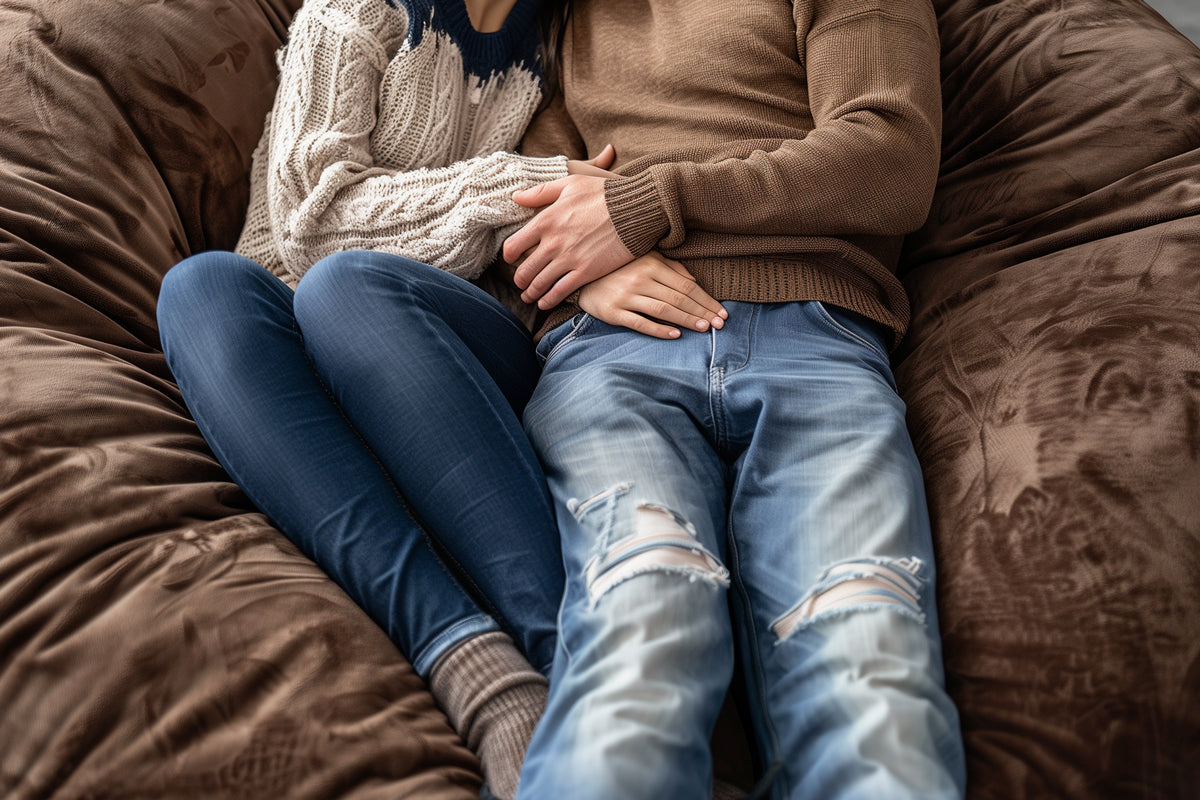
[662,257,693,278]
[512,179,567,209]
[640,280,717,326]
[537,267,591,309]
[513,247,556,292]
[628,293,712,332]
[502,215,545,265]
[608,309,682,340]
[590,143,616,170]
[678,284,728,326]
[523,259,574,304]
[653,269,728,324]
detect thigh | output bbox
[520,319,736,800]
[158,252,501,675]
[525,316,730,582]
[726,302,932,623]
[296,251,541,411]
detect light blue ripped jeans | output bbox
[517,301,966,800]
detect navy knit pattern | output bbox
[394,0,545,79]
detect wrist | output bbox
[510,153,570,184]
[604,171,669,258]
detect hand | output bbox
[578,252,727,339]
[566,143,618,178]
[504,149,633,310]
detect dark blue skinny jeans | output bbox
[156,250,563,676]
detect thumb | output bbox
[513,179,566,208]
[590,143,616,170]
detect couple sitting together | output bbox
[156,0,967,797]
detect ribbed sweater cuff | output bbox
[511,153,570,184]
[605,171,670,257]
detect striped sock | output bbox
[429,632,548,800]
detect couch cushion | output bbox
[897,1,1200,796]
[0,1,478,796]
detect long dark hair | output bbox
[537,0,573,104]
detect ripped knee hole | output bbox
[772,557,926,641]
[584,504,729,602]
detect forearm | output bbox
[264,0,568,279]
[279,152,568,279]
[604,2,942,257]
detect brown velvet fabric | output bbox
[897,0,1200,797]
[0,1,477,797]
[1,0,1198,797]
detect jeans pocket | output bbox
[812,302,890,362]
[537,312,593,366]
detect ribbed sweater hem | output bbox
[537,251,911,351]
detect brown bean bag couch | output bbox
[0,0,1196,797]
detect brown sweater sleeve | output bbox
[604,0,942,258]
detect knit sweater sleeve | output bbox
[603,0,941,258]
[257,0,568,281]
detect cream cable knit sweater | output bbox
[236,0,568,285]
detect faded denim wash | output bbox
[517,302,966,800]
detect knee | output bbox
[571,483,730,609]
[771,556,931,643]
[294,250,435,327]
[159,252,251,320]
[157,251,269,355]
[560,488,734,722]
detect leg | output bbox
[293,251,562,673]
[517,318,733,800]
[720,302,966,799]
[157,251,496,676]
[158,251,554,799]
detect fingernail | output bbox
[695,320,709,331]
[669,329,680,338]
[712,317,724,329]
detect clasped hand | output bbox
[578,251,727,339]
[503,143,631,310]
[505,144,725,338]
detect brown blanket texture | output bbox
[0,0,477,797]
[896,0,1200,797]
[0,0,1196,798]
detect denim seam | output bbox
[811,301,889,361]
[708,329,728,452]
[725,519,785,794]
[411,613,501,677]
[721,302,757,377]
[540,312,592,366]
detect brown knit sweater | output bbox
[519,0,942,347]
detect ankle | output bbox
[429,632,547,799]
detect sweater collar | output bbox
[424,0,544,77]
